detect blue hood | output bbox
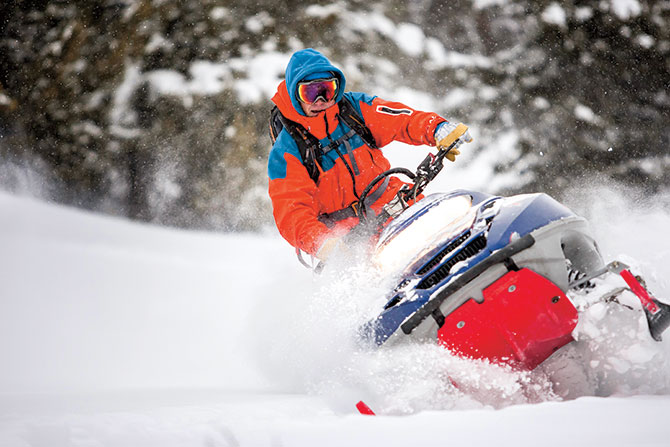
[285,48,346,116]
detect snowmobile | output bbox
[339,136,670,374]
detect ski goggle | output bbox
[296,78,339,104]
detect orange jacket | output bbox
[268,52,446,255]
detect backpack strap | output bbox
[317,175,391,227]
[337,97,378,150]
[269,105,323,183]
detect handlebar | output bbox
[357,137,460,224]
[358,167,416,217]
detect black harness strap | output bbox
[338,98,378,150]
[318,176,391,227]
[322,129,360,175]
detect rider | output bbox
[268,48,473,261]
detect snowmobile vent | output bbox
[416,231,472,276]
[416,234,487,290]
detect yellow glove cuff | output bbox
[436,123,470,150]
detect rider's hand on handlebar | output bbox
[435,121,473,162]
[315,236,345,262]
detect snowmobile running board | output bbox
[401,233,536,335]
[572,260,670,342]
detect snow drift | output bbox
[1,185,670,446]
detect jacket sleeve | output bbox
[268,136,334,255]
[355,94,446,148]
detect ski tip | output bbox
[356,400,376,415]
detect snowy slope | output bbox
[1,189,670,446]
[0,192,312,394]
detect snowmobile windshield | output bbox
[373,194,476,274]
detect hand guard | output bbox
[434,121,473,162]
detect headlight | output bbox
[373,195,476,274]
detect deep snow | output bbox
[1,179,670,446]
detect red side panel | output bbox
[437,268,578,370]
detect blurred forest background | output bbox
[0,0,668,231]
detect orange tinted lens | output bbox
[297,79,338,104]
